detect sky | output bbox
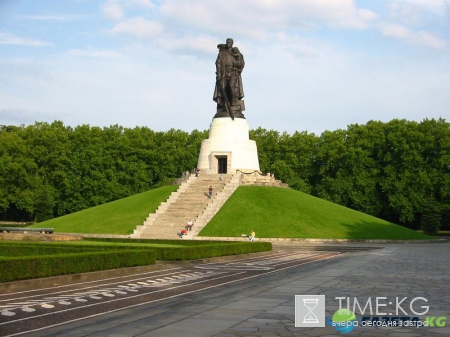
[0,0,449,135]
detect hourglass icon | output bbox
[302,298,319,323]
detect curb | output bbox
[52,233,448,244]
[194,236,448,244]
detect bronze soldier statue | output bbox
[213,38,245,119]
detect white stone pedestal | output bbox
[197,118,260,174]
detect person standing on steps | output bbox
[187,219,193,231]
[208,185,213,198]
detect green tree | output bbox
[421,198,441,235]
[22,121,73,217]
[1,118,448,229]
[312,129,349,205]
[250,127,281,173]
[0,125,39,220]
[34,184,55,222]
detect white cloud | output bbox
[273,33,321,58]
[0,32,52,47]
[241,0,378,30]
[159,0,377,39]
[104,1,378,56]
[413,30,447,49]
[101,0,124,20]
[388,0,450,28]
[69,49,122,58]
[156,35,218,55]
[378,22,446,49]
[18,14,87,21]
[378,22,413,39]
[397,0,447,13]
[446,2,450,24]
[131,0,154,9]
[110,17,163,40]
[388,1,423,25]
[101,0,155,20]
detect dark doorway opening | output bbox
[218,157,227,174]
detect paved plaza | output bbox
[139,243,450,337]
[1,242,449,337]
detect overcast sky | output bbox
[1,0,449,135]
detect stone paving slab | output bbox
[213,244,450,337]
[22,243,450,337]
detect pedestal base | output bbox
[197,118,260,174]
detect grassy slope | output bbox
[199,186,432,240]
[31,185,432,240]
[30,185,178,235]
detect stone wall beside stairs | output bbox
[238,171,288,188]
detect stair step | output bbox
[133,174,240,239]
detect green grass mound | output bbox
[199,187,432,240]
[30,185,178,235]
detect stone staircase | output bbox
[130,175,195,239]
[189,174,240,238]
[131,174,237,239]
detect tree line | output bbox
[1,118,448,233]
